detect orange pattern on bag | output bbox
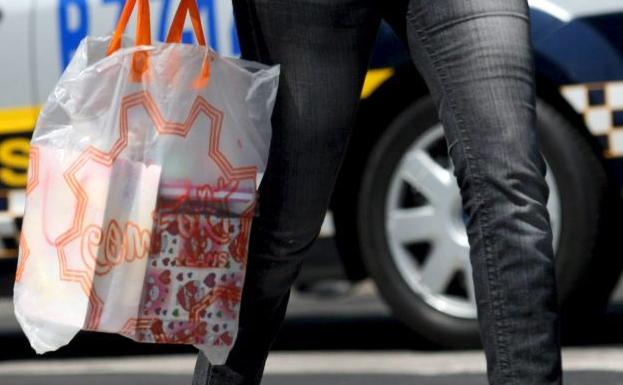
[26,146,40,195]
[118,283,243,344]
[14,234,30,282]
[81,220,152,276]
[45,91,256,331]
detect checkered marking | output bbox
[561,81,623,158]
[0,190,26,258]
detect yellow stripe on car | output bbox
[0,106,39,134]
[361,68,394,99]
[0,106,37,188]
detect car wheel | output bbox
[356,96,619,347]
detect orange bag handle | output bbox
[106,0,152,81]
[166,0,212,88]
[166,0,206,46]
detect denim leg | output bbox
[191,1,381,384]
[403,1,562,384]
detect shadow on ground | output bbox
[0,371,620,385]
[2,307,623,361]
[2,248,623,361]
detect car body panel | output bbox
[529,0,623,20]
[0,1,33,110]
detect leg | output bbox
[192,1,381,384]
[400,1,562,384]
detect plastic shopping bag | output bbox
[13,0,279,364]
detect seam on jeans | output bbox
[446,138,459,155]
[405,7,514,382]
[206,363,214,385]
[424,11,529,35]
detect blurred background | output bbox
[2,0,623,384]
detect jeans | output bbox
[192,0,563,384]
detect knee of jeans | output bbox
[448,140,549,214]
[248,217,323,262]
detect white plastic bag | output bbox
[13,0,279,364]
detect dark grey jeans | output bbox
[193,0,563,384]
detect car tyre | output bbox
[355,96,621,348]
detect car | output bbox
[0,0,622,347]
[331,0,623,346]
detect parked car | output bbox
[0,0,622,347]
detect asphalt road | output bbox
[1,373,621,385]
[1,350,623,385]
[2,241,623,385]
[2,280,623,384]
[5,373,619,385]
